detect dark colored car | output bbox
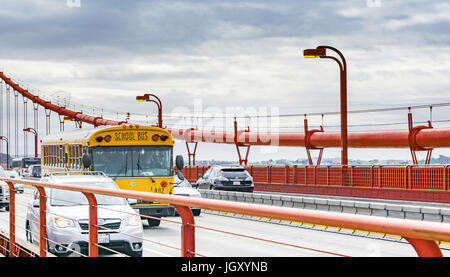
[30,165,41,178]
[195,165,254,192]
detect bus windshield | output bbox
[90,146,173,178]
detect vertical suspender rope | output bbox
[33,101,39,145]
[6,85,10,161]
[430,106,433,125]
[0,81,3,164]
[45,108,51,136]
[14,89,18,157]
[23,95,28,157]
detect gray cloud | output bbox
[1,0,450,161]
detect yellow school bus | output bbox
[40,124,177,226]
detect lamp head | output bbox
[303,48,326,58]
[136,95,149,102]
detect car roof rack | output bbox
[43,171,107,178]
[215,164,244,168]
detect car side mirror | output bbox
[82,154,92,169]
[127,198,138,205]
[175,155,184,171]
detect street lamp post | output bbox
[303,46,348,166]
[0,136,9,169]
[136,94,163,128]
[23,128,38,158]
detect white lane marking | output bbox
[143,246,173,257]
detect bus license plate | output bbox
[98,234,110,244]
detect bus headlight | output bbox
[54,217,75,228]
[125,215,142,226]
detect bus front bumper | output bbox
[132,204,175,217]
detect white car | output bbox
[173,173,202,216]
[0,166,9,211]
[5,170,24,193]
[26,172,144,257]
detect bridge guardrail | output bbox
[1,177,450,257]
[181,165,450,203]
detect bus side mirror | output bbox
[82,154,92,169]
[175,155,184,171]
[176,171,185,181]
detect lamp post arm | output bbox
[318,45,347,72]
[148,99,163,128]
[149,99,161,109]
[148,94,162,107]
[319,56,344,72]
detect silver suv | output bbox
[25,172,144,257]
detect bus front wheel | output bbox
[147,217,161,227]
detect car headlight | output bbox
[1,184,10,195]
[53,217,75,228]
[124,215,142,226]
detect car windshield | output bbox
[50,181,128,206]
[220,169,250,178]
[32,166,41,174]
[90,146,173,177]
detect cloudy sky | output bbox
[0,0,450,162]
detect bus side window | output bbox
[50,146,54,167]
[69,145,73,168]
[75,145,79,169]
[71,145,75,168]
[42,146,46,165]
[79,145,83,169]
[44,145,49,165]
[44,146,48,165]
[54,145,57,167]
[64,145,68,169]
[58,145,63,168]
[74,145,78,169]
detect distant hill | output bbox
[0,153,12,168]
[192,155,450,166]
